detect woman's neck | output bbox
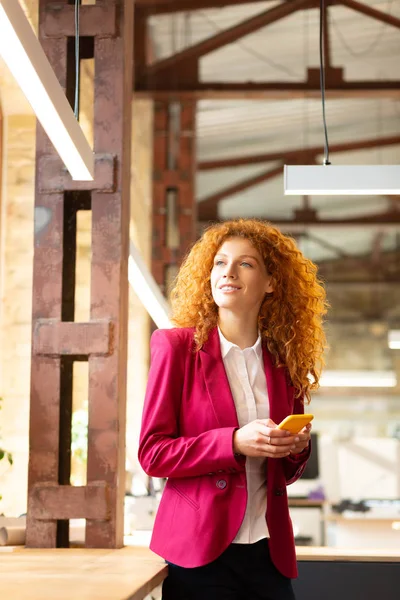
[218,312,259,350]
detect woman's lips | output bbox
[218,285,241,293]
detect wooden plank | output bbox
[33,319,113,357]
[27,2,76,548]
[136,0,273,15]
[28,0,133,550]
[38,154,116,194]
[27,19,68,545]
[199,212,400,231]
[30,482,110,520]
[85,0,134,549]
[0,547,168,600]
[43,4,117,37]
[135,81,400,100]
[198,135,400,170]
[336,0,400,29]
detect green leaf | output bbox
[0,449,5,461]
[7,453,13,466]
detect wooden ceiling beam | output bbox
[271,211,400,230]
[135,81,400,100]
[199,211,400,231]
[135,0,273,15]
[142,0,314,77]
[198,135,400,170]
[335,0,400,29]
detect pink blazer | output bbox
[138,327,310,578]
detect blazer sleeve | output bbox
[138,328,246,479]
[282,391,311,485]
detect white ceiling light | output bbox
[319,370,397,388]
[0,0,94,181]
[388,330,400,350]
[283,1,400,197]
[128,242,172,330]
[284,165,400,195]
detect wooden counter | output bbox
[1,544,399,600]
[294,546,400,600]
[0,546,167,600]
[296,546,400,562]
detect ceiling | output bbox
[1,0,399,265]
[148,0,400,262]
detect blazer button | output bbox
[216,479,227,490]
[274,487,285,497]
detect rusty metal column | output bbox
[152,102,197,295]
[26,0,133,548]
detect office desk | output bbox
[294,547,400,600]
[0,546,167,600]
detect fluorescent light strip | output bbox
[388,330,400,350]
[0,0,94,181]
[129,242,172,330]
[284,165,400,195]
[319,370,397,388]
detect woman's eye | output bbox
[215,260,224,266]
[241,262,252,267]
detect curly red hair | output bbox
[170,218,328,402]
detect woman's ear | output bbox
[265,278,274,294]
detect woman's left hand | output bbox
[289,423,312,455]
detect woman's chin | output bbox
[217,301,250,314]
[215,297,240,309]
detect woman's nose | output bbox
[223,263,237,278]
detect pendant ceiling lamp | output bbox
[284,0,400,196]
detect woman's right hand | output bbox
[233,419,297,458]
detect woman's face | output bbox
[210,237,273,315]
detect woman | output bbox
[138,219,327,600]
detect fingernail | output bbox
[291,445,296,449]
[295,437,300,442]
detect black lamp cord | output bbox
[319,0,331,166]
[74,0,80,119]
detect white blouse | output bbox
[218,328,270,544]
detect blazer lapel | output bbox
[262,345,290,426]
[199,327,240,429]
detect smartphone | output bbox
[276,414,314,434]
